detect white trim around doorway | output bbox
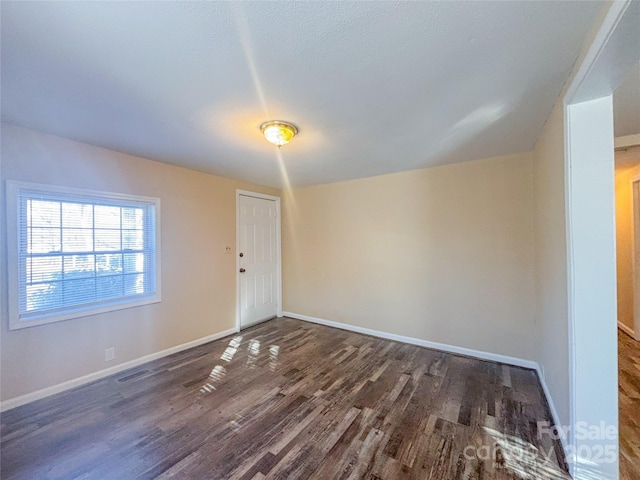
[235,190,283,332]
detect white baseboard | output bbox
[283,311,571,471]
[618,321,636,339]
[282,311,539,370]
[0,327,237,412]
[534,365,571,469]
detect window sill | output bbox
[9,294,162,330]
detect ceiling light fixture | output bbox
[260,120,298,147]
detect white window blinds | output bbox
[8,182,161,329]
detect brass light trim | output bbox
[260,120,298,147]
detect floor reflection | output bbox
[269,345,280,371]
[245,339,260,369]
[221,336,243,362]
[199,335,281,395]
[230,413,244,432]
[200,365,227,393]
[482,427,571,480]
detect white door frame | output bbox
[235,190,282,332]
[563,1,639,478]
[565,96,618,479]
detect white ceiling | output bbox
[1,1,608,188]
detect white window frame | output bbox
[6,181,162,330]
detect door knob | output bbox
[239,268,246,273]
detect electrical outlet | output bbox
[224,246,232,254]
[105,347,115,362]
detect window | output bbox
[7,181,161,329]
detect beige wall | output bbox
[532,101,570,428]
[282,152,536,360]
[0,124,278,401]
[615,160,640,331]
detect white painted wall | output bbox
[532,101,571,429]
[282,152,537,361]
[0,124,278,402]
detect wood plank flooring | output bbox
[619,329,640,480]
[1,317,569,479]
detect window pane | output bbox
[26,282,63,312]
[62,228,93,252]
[24,257,31,285]
[124,253,144,273]
[96,254,122,275]
[123,230,143,250]
[124,273,144,295]
[14,184,159,326]
[29,200,60,227]
[122,207,143,229]
[63,278,95,303]
[29,227,61,253]
[94,205,121,229]
[96,276,123,300]
[62,203,93,228]
[30,257,63,283]
[95,229,121,251]
[64,255,95,279]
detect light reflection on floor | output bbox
[245,339,261,369]
[482,427,572,480]
[229,413,244,432]
[199,335,280,395]
[200,365,227,394]
[220,335,243,362]
[269,345,280,372]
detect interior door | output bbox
[238,194,278,328]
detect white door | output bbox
[238,194,278,328]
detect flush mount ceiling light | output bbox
[260,120,298,147]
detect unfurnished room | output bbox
[1,2,639,480]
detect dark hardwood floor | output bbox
[619,329,640,480]
[1,317,569,479]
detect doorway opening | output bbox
[614,139,640,480]
[615,143,640,340]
